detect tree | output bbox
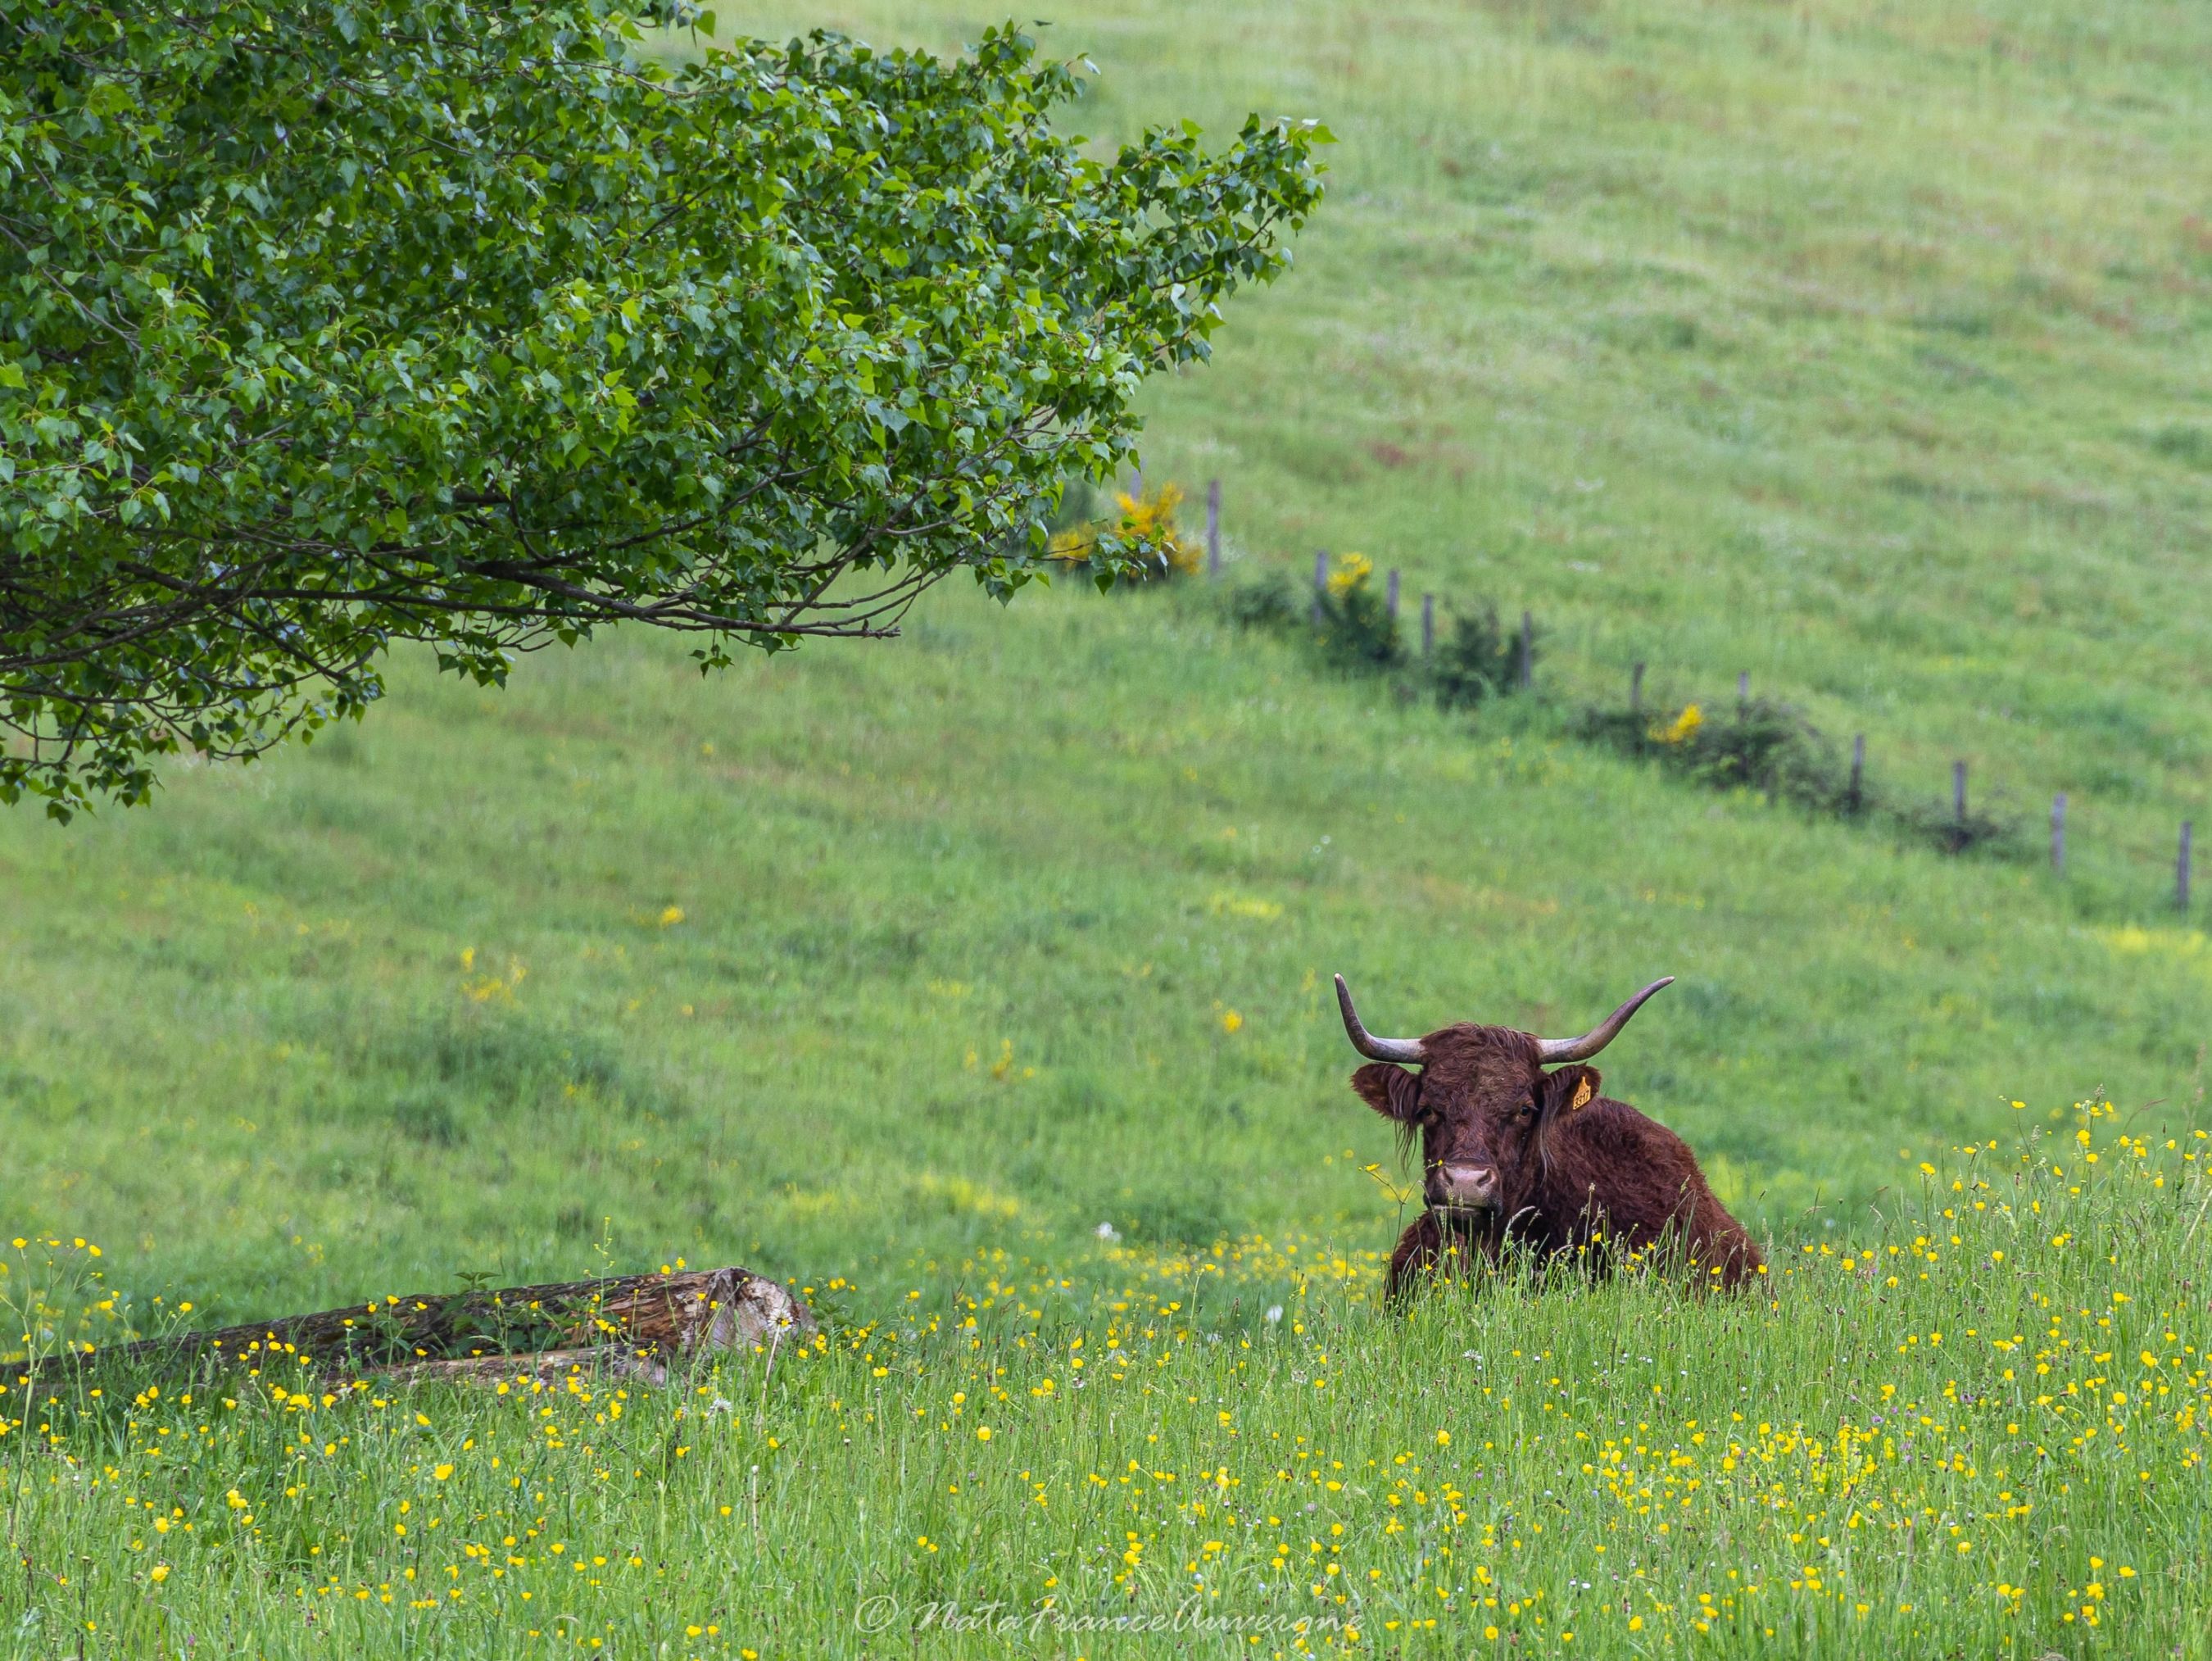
[0,4,1326,816]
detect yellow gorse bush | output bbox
[1650,702,1704,745]
[1115,482,1199,577]
[1326,551,1373,597]
[1048,481,1199,577]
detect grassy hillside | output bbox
[0,0,2207,1316]
[3,583,2210,1316]
[7,0,2212,1654]
[719,0,2212,894]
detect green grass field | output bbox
[7,0,2212,1653]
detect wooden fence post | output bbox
[2181,820,2194,912]
[1848,734,1865,813]
[1312,550,1328,624]
[1386,569,1400,619]
[1630,661,1646,713]
[2051,792,2066,874]
[1421,594,1435,656]
[1953,761,1968,829]
[1737,670,1749,710]
[1205,479,1222,579]
[1518,611,1534,690]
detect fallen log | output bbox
[33,1266,815,1388]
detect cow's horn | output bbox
[1334,974,1426,1064]
[1534,978,1675,1064]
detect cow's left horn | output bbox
[1534,978,1675,1064]
[1334,974,1426,1064]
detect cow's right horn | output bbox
[1534,977,1675,1063]
[1334,974,1426,1064]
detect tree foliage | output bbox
[0,3,1325,815]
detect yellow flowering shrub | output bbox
[1314,552,1403,669]
[1049,481,1199,579]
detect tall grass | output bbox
[7,1109,2207,1656]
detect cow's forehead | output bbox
[1417,1023,1540,1096]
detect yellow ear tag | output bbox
[1571,1078,1593,1111]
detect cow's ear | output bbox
[1351,1063,1421,1123]
[1540,1064,1602,1119]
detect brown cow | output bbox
[1335,974,1763,1301]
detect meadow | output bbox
[7,1121,2210,1657]
[7,0,2212,1653]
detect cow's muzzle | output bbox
[1426,1162,1499,1217]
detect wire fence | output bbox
[1190,474,2201,914]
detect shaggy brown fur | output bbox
[1352,1023,1762,1301]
